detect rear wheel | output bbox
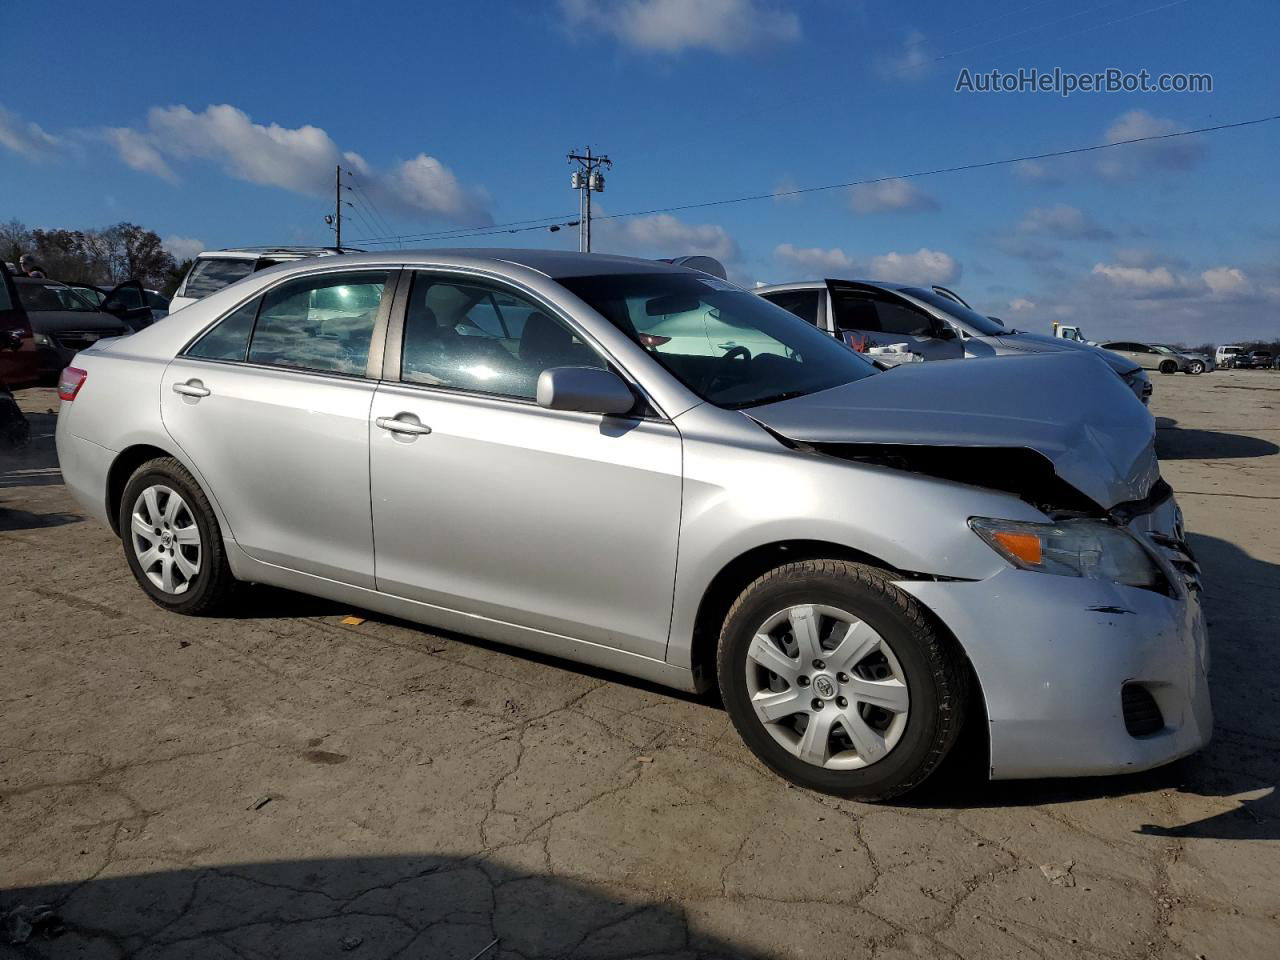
[1159,360,1178,374]
[119,457,237,615]
[717,559,969,800]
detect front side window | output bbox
[561,272,877,408]
[401,274,604,399]
[180,258,255,299]
[247,271,387,375]
[831,291,934,337]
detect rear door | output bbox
[160,267,397,587]
[100,281,158,330]
[368,269,682,661]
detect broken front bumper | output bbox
[899,496,1211,780]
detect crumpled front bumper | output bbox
[898,496,1211,780]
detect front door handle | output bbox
[172,380,210,398]
[376,415,432,436]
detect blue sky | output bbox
[3,0,1278,341]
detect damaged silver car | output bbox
[55,250,1210,799]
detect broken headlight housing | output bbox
[969,517,1164,589]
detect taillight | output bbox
[57,366,88,401]
[638,333,671,348]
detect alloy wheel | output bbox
[130,484,202,594]
[744,604,910,770]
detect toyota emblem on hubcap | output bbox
[813,675,837,699]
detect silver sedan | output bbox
[54,249,1210,799]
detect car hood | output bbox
[26,310,128,333]
[979,331,1141,375]
[748,352,1158,509]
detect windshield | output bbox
[560,272,878,408]
[180,257,256,299]
[17,283,98,312]
[899,287,1007,336]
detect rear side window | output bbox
[762,290,821,326]
[181,258,256,299]
[187,297,260,361]
[247,271,388,375]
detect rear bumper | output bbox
[898,500,1211,780]
[54,415,116,527]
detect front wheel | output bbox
[1187,361,1205,375]
[119,457,238,616]
[717,559,969,800]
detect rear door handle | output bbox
[172,380,210,398]
[376,415,432,436]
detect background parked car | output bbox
[169,246,358,311]
[1215,344,1244,368]
[757,278,1153,404]
[1100,341,1196,375]
[13,277,131,381]
[1236,350,1275,370]
[1163,347,1214,374]
[67,280,166,330]
[0,262,39,391]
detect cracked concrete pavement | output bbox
[1,371,1277,959]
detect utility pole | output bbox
[324,164,352,249]
[568,148,611,252]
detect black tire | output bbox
[118,457,237,616]
[1159,360,1178,375]
[717,559,969,801]
[1187,361,1204,375]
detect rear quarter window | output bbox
[180,258,256,299]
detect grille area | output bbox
[1122,684,1164,737]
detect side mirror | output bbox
[537,366,636,416]
[935,326,958,341]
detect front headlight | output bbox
[969,517,1164,589]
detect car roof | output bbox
[260,247,721,281]
[195,246,357,260]
[754,278,918,295]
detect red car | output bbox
[0,262,39,390]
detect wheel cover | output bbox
[130,485,202,595]
[744,604,910,771]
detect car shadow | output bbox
[1154,415,1279,460]
[0,855,767,958]
[0,507,82,531]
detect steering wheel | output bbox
[705,344,753,394]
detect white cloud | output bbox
[0,105,63,160]
[1201,266,1251,296]
[774,244,959,284]
[1016,204,1113,240]
[1098,110,1205,180]
[868,248,960,285]
[774,243,856,273]
[104,103,490,225]
[1009,298,1037,313]
[1090,262,1189,298]
[559,0,800,54]
[104,127,175,181]
[598,213,739,262]
[848,178,939,215]
[163,235,205,261]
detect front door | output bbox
[369,271,682,661]
[160,268,394,587]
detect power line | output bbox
[346,112,1280,245]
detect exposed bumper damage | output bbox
[899,494,1212,779]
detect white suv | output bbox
[168,246,357,312]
